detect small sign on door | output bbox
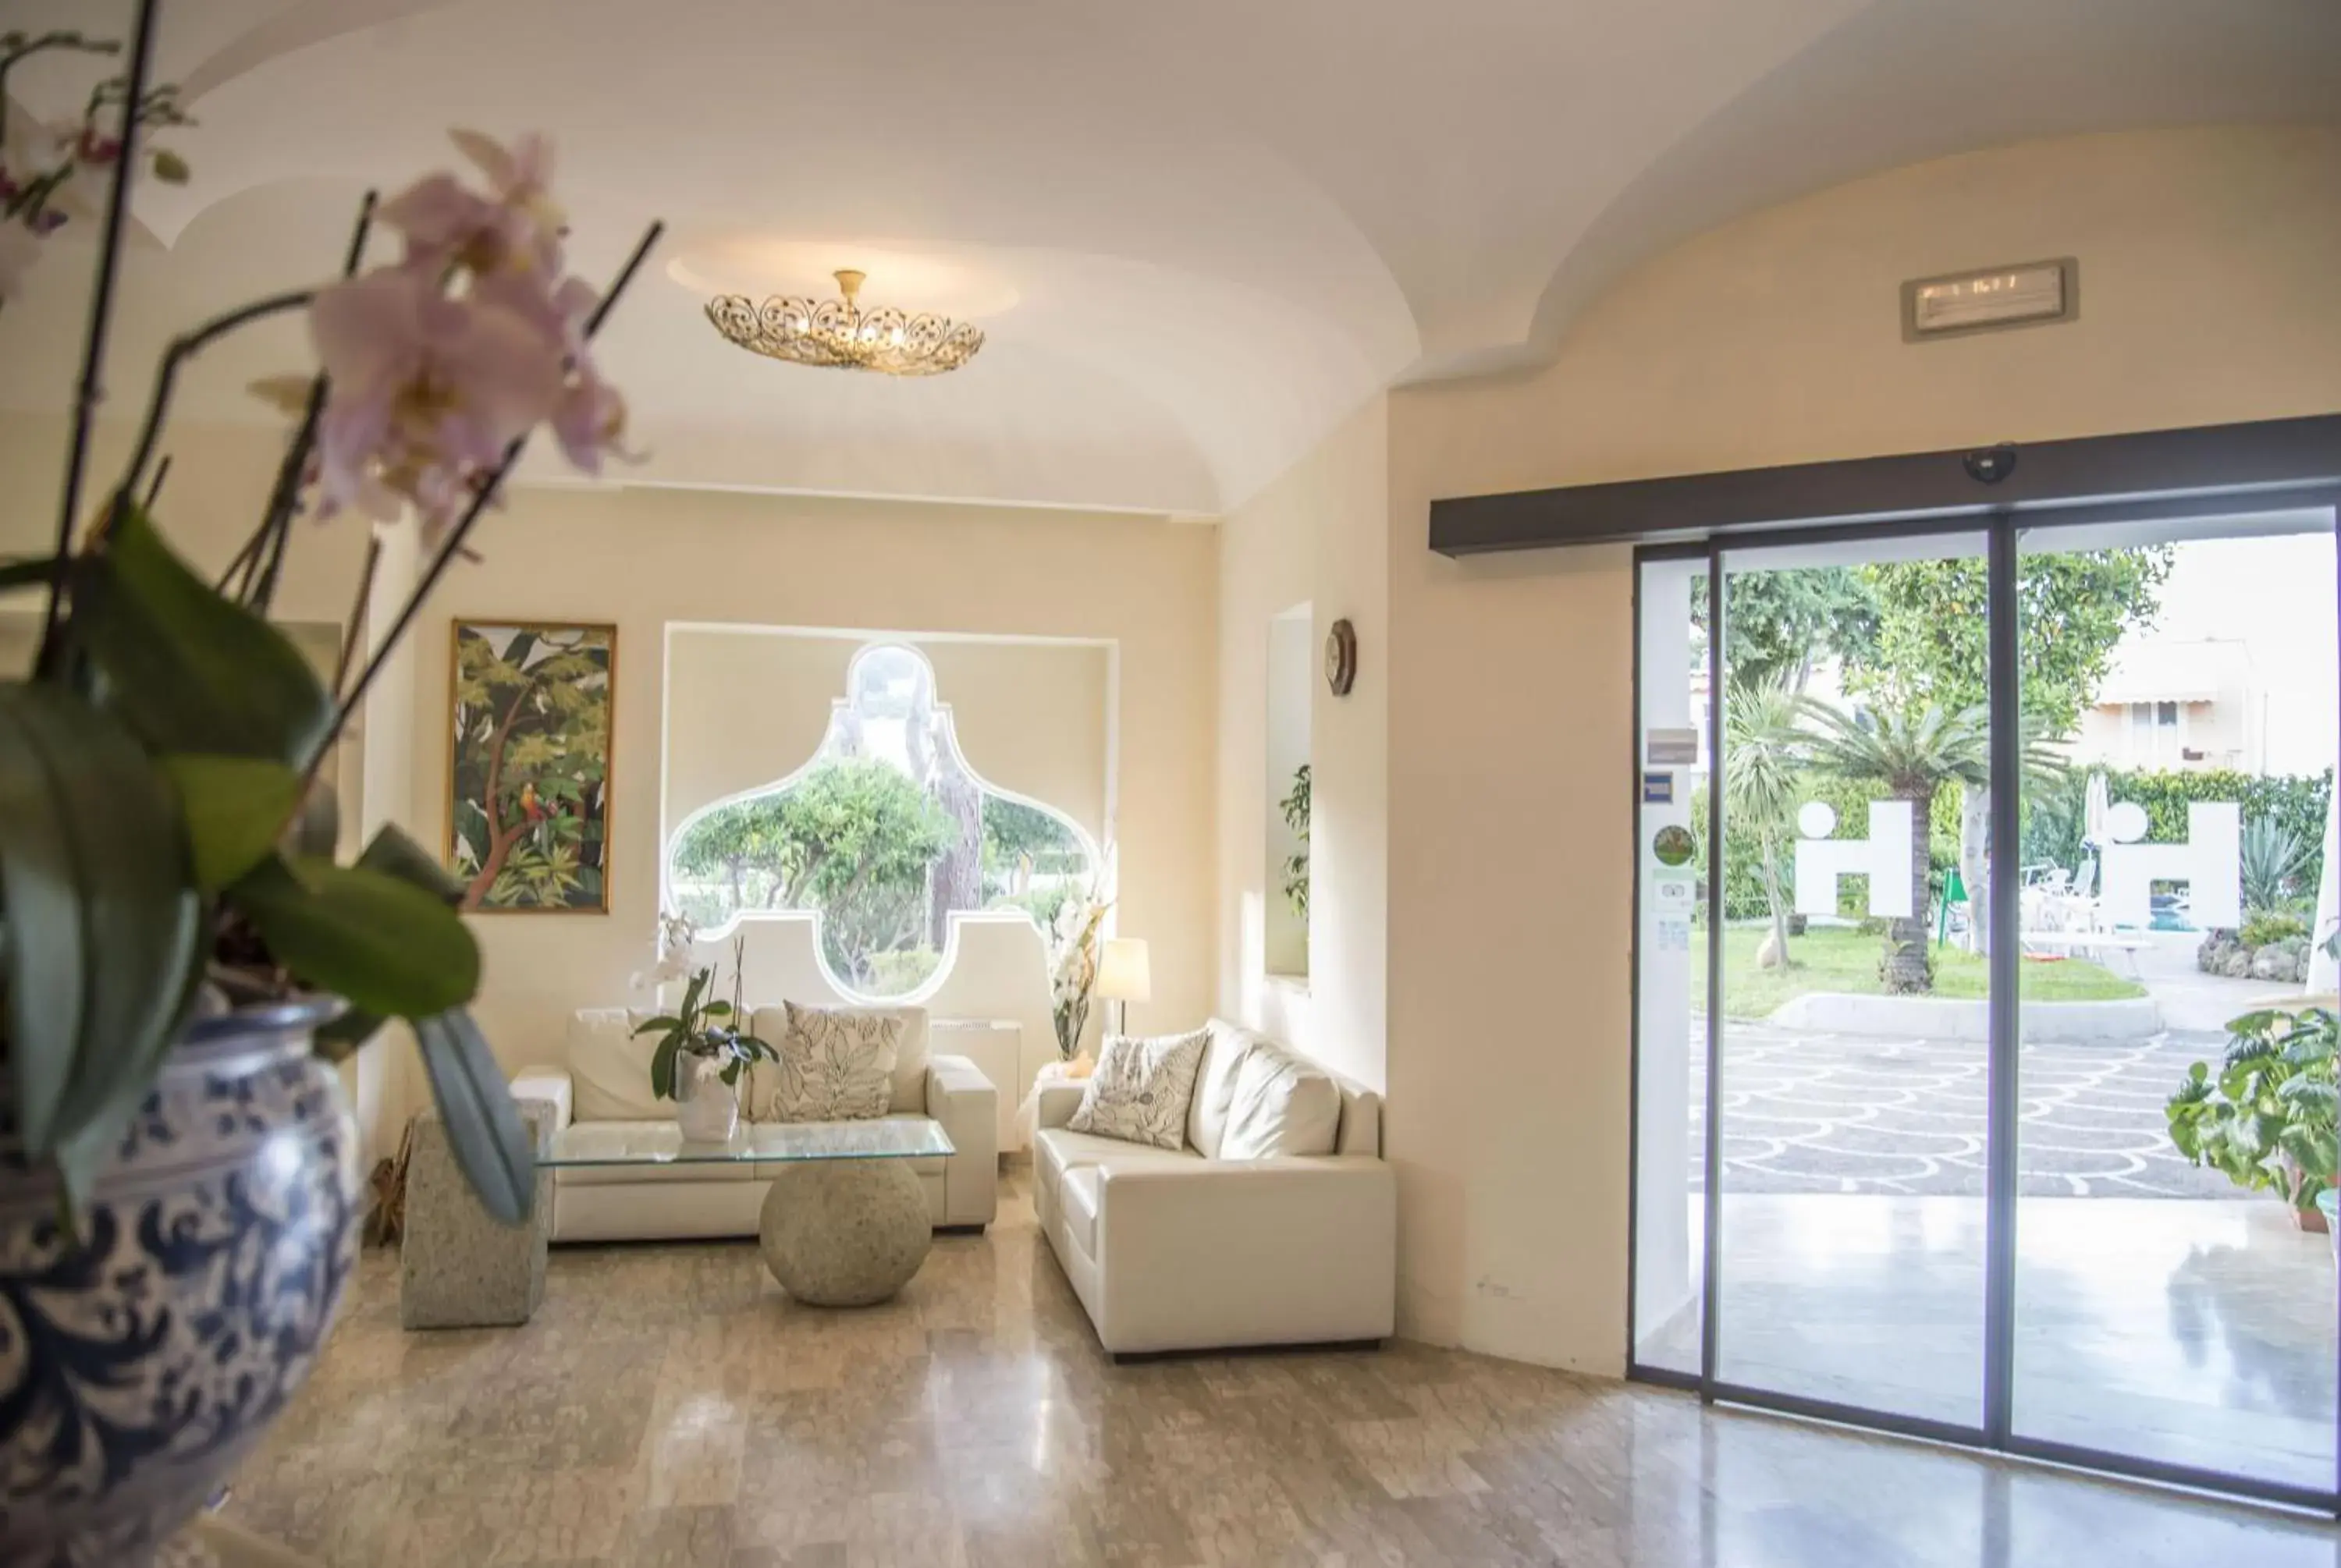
[1643,771,1674,804]
[1645,727,1700,766]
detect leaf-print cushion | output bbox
[763,1002,902,1123]
[1067,1027,1210,1151]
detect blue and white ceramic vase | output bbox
[0,999,361,1566]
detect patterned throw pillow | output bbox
[1067,1027,1210,1151]
[764,1002,901,1123]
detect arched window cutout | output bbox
[666,642,1098,999]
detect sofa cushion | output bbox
[1067,1027,1210,1151]
[1034,1127,1200,1211]
[566,1009,663,1123]
[761,1002,900,1123]
[1217,1043,1342,1160]
[751,1004,929,1115]
[1187,1020,1259,1158]
[1058,1165,1103,1258]
[549,1120,762,1187]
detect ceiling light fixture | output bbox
[705,268,985,377]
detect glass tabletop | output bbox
[539,1119,956,1169]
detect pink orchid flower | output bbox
[308,268,565,537]
[379,129,563,281]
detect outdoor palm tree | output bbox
[1803,700,1990,993]
[1724,676,1807,969]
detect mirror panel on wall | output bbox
[1266,603,1313,980]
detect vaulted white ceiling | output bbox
[1,0,2334,514]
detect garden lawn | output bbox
[1691,923,2147,1020]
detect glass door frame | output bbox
[1627,488,2341,1516]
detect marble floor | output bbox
[225,1173,2341,1566]
[1642,1193,2338,1492]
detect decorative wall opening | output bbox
[666,642,1095,999]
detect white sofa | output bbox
[513,1004,997,1243]
[1032,1019,1396,1357]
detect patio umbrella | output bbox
[2083,771,2110,853]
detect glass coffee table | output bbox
[541,1119,957,1307]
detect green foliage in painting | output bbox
[449,625,613,911]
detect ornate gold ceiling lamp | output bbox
[705,268,985,377]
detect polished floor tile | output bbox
[226,1172,2339,1566]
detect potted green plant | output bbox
[633,942,775,1142]
[0,6,659,1558]
[2167,1006,2339,1232]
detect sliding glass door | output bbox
[2009,513,2339,1496]
[1631,499,2341,1511]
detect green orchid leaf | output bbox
[229,854,481,1019]
[0,683,201,1162]
[313,1006,388,1062]
[75,501,335,766]
[356,824,467,906]
[702,1000,733,1018]
[161,754,303,892]
[414,1008,535,1226]
[651,1035,680,1101]
[632,1014,682,1037]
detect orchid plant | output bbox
[0,2,660,1224]
[1047,867,1114,1061]
[0,27,191,308]
[633,938,776,1101]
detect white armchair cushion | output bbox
[1217,1044,1341,1161]
[762,1002,899,1122]
[1067,1027,1209,1151]
[565,1008,662,1122]
[510,1066,574,1130]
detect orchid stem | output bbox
[39,0,158,672]
[115,287,318,521]
[247,190,376,615]
[300,218,665,796]
[332,534,382,701]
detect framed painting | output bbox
[447,621,615,913]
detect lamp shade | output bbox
[1096,938,1152,1003]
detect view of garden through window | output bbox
[666,644,1093,997]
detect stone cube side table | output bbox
[399,1098,557,1329]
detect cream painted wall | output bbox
[407,486,1217,1091]
[1216,396,1390,1090]
[1380,125,2341,1372]
[0,417,1214,1135]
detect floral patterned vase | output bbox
[675,1057,739,1143]
[0,999,361,1566]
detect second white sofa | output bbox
[1032,1019,1395,1357]
[515,1004,998,1243]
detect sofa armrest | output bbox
[927,1054,998,1227]
[1036,1081,1087,1131]
[1090,1156,1396,1353]
[510,1066,574,1131]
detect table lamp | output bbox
[1096,938,1152,1038]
